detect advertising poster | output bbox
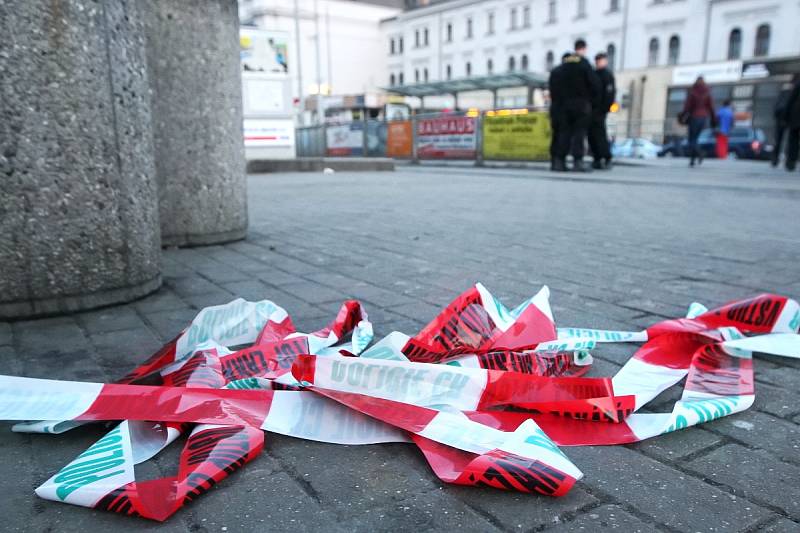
[243,119,295,147]
[483,112,551,161]
[240,28,289,74]
[386,121,413,157]
[416,115,476,159]
[326,123,364,156]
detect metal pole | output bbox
[325,5,333,92]
[362,109,369,157]
[411,113,419,164]
[492,89,497,109]
[475,111,484,167]
[293,0,304,124]
[314,0,322,124]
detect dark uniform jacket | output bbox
[549,54,600,112]
[785,81,800,128]
[594,67,616,115]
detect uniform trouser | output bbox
[588,112,611,161]
[555,104,591,160]
[787,127,800,168]
[773,122,786,164]
[549,109,561,160]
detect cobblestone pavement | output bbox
[2,159,800,532]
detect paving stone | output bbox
[76,307,148,335]
[279,281,351,304]
[687,444,800,520]
[141,307,200,342]
[0,322,12,345]
[704,410,800,466]
[545,504,658,532]
[760,517,800,532]
[631,428,723,462]
[567,445,771,531]
[447,484,597,530]
[89,327,164,373]
[132,289,189,313]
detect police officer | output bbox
[589,52,616,169]
[549,39,600,172]
[548,52,572,170]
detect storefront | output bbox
[666,57,800,145]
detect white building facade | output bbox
[239,0,400,122]
[381,0,800,138]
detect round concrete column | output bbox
[143,0,248,247]
[0,1,162,318]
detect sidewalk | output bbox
[2,163,799,532]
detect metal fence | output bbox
[296,108,554,164]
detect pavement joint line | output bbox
[629,445,795,522]
[741,514,800,532]
[568,482,680,533]
[396,166,800,197]
[527,499,605,533]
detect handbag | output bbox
[677,110,690,125]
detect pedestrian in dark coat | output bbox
[548,52,571,170]
[682,77,716,167]
[549,39,601,172]
[588,52,616,169]
[771,81,794,167]
[783,75,800,171]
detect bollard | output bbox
[142,0,248,247]
[0,0,162,318]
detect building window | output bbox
[667,35,680,65]
[399,72,404,85]
[398,37,403,53]
[523,6,531,27]
[548,0,557,23]
[510,7,517,30]
[446,64,452,79]
[508,56,516,72]
[546,50,554,71]
[466,17,473,39]
[754,24,770,57]
[423,68,429,82]
[424,28,429,46]
[390,38,395,55]
[607,43,616,71]
[487,12,495,35]
[446,22,453,42]
[466,61,472,76]
[487,58,493,74]
[576,0,586,18]
[609,0,619,12]
[521,54,529,71]
[648,37,659,66]
[390,73,395,86]
[415,69,419,83]
[415,29,420,47]
[727,28,741,59]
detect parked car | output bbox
[658,127,774,160]
[611,138,662,159]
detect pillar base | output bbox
[161,227,247,248]
[0,276,162,320]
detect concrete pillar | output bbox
[143,0,248,247]
[0,1,162,318]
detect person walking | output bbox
[773,75,799,167]
[588,52,616,169]
[682,76,716,167]
[715,99,734,159]
[783,75,800,171]
[550,39,600,172]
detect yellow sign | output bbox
[482,112,551,161]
